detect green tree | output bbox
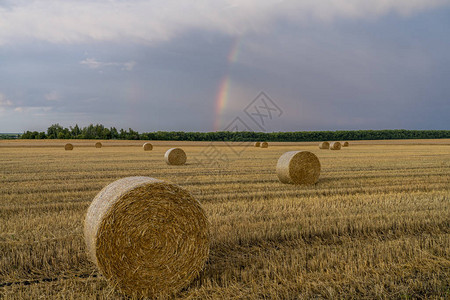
[47,124,64,139]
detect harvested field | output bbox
[0,139,449,299]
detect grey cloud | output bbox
[80,58,136,71]
[0,93,12,106]
[1,1,450,45]
[44,91,60,101]
[0,92,13,113]
[0,4,449,133]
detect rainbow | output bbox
[214,38,241,131]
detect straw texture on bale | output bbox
[329,142,341,150]
[254,142,261,147]
[64,143,73,151]
[143,142,153,151]
[84,176,210,298]
[95,142,102,148]
[319,142,329,149]
[343,141,349,147]
[276,151,321,185]
[260,142,268,148]
[165,148,187,165]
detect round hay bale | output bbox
[95,142,102,148]
[143,142,153,151]
[84,176,210,298]
[329,142,341,150]
[254,142,261,147]
[165,148,187,165]
[276,151,321,185]
[319,142,329,149]
[260,142,268,148]
[342,141,349,147]
[64,143,73,151]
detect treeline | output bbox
[19,124,450,141]
[0,133,20,139]
[21,124,139,140]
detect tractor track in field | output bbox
[0,273,99,288]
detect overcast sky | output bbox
[1,0,449,133]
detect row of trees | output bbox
[20,124,450,141]
[21,124,139,140]
[0,133,20,139]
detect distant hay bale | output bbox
[260,142,268,148]
[143,143,153,151]
[276,151,321,184]
[319,142,329,149]
[329,142,341,150]
[165,148,187,165]
[343,141,349,147]
[95,142,102,148]
[254,142,261,147]
[64,143,73,151]
[84,176,210,298]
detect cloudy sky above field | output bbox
[1,0,449,133]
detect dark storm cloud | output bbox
[0,33,234,131]
[221,10,450,130]
[0,1,449,132]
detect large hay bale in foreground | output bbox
[329,142,341,150]
[254,142,261,147]
[319,142,329,149]
[64,143,73,151]
[342,141,349,147]
[260,142,268,148]
[165,148,187,165]
[143,142,153,151]
[84,176,210,298]
[95,142,102,148]
[276,151,321,184]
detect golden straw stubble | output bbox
[143,142,153,151]
[165,148,187,165]
[276,151,321,184]
[84,177,210,298]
